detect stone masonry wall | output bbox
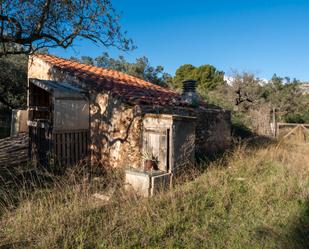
[90,92,143,169]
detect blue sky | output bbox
[51,0,309,80]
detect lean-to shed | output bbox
[28,78,89,166]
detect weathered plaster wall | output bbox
[28,57,52,80]
[143,114,173,128]
[142,114,196,173]
[28,56,87,88]
[195,108,231,158]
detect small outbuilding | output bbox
[28,78,89,166]
[27,54,231,193]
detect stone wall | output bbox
[195,108,231,158]
[28,56,143,169]
[142,106,232,160]
[90,92,143,169]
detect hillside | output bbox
[0,139,309,249]
[299,83,309,95]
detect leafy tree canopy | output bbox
[75,53,172,87]
[80,56,94,66]
[0,0,133,56]
[172,64,225,95]
[173,64,195,89]
[263,74,303,117]
[0,53,27,108]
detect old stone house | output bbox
[27,54,231,176]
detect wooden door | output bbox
[143,128,170,171]
[29,125,53,167]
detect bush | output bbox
[284,113,305,123]
[231,112,254,139]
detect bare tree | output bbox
[0,0,134,56]
[231,72,273,135]
[231,72,264,109]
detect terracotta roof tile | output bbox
[35,54,186,107]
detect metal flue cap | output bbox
[182,79,197,93]
[181,79,200,107]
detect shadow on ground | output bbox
[196,130,277,173]
[253,199,309,249]
[285,199,309,249]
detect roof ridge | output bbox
[33,53,185,107]
[35,53,172,92]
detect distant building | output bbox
[299,83,309,95]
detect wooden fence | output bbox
[29,125,89,167]
[275,123,309,142]
[53,130,89,166]
[0,130,89,168]
[0,132,28,167]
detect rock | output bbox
[92,193,111,202]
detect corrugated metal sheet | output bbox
[54,99,89,130]
[30,78,86,99]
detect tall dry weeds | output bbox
[0,140,309,248]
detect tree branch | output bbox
[0,0,134,56]
[0,15,22,38]
[33,0,51,34]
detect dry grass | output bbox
[1,140,309,249]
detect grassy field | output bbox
[1,139,309,249]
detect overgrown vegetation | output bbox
[72,53,173,87]
[1,140,309,249]
[173,63,225,94]
[0,54,27,109]
[205,73,309,135]
[0,106,11,138]
[0,53,27,138]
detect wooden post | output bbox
[299,125,305,143]
[272,107,278,138]
[297,125,301,142]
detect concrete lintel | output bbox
[143,113,196,121]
